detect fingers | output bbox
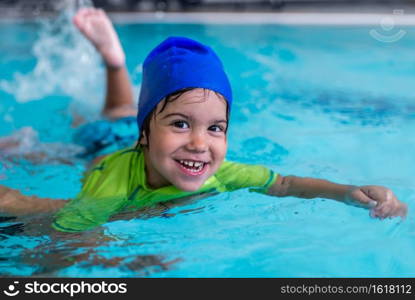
[357,186,406,220]
[370,202,389,219]
[370,196,408,219]
[360,197,377,209]
[396,203,408,219]
[349,188,377,209]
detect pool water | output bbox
[1,10,415,277]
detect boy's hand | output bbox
[0,185,67,215]
[346,185,407,219]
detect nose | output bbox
[186,130,208,153]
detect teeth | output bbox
[178,160,205,171]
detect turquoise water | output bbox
[1,14,415,277]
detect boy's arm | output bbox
[267,175,407,219]
[0,185,67,215]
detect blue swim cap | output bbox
[137,36,232,130]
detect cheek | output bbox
[213,138,227,162]
[151,131,182,156]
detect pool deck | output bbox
[107,11,415,25]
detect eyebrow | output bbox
[162,113,189,120]
[214,119,228,124]
[162,113,227,124]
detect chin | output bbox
[173,180,204,192]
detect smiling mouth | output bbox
[175,159,208,174]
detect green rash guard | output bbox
[52,147,278,233]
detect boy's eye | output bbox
[209,124,225,132]
[172,120,189,129]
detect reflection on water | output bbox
[0,202,192,277]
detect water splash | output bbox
[0,126,83,164]
[0,0,104,115]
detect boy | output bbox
[0,8,407,233]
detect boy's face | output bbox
[142,89,228,191]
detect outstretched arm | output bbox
[0,185,68,216]
[267,175,407,219]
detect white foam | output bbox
[0,0,103,117]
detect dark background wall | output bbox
[1,0,414,16]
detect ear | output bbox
[139,132,148,147]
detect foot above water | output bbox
[73,7,125,68]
